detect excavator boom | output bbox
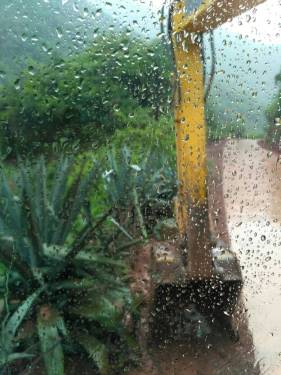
[172,0,266,33]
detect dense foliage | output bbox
[0,157,137,374]
[0,147,178,374]
[0,34,172,157]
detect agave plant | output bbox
[0,157,135,375]
[103,147,177,238]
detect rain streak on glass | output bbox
[0,0,280,374]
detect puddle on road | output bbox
[223,139,281,374]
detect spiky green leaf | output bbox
[77,335,109,375]
[70,297,120,330]
[2,288,43,354]
[37,306,65,375]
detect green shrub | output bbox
[106,115,175,161]
[102,146,177,239]
[265,71,281,146]
[265,97,281,147]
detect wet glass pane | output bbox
[0,0,280,374]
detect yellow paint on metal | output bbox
[172,0,266,33]
[171,1,211,276]
[172,31,213,277]
[172,27,207,236]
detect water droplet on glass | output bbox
[28,66,35,76]
[56,27,63,39]
[14,79,21,90]
[21,33,27,42]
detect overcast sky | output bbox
[89,0,281,45]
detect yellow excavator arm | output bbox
[171,0,266,277]
[172,0,266,33]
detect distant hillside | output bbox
[0,0,113,80]
[204,30,281,135]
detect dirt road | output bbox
[223,139,281,374]
[130,139,281,375]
